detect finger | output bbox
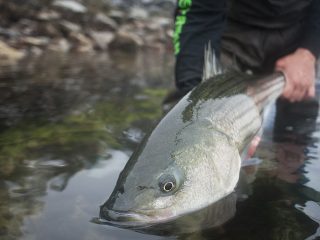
[284,82,305,102]
[306,85,316,98]
[275,58,286,68]
[294,84,308,102]
[281,82,294,100]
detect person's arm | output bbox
[300,0,320,58]
[174,0,226,94]
[275,0,320,102]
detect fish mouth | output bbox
[99,206,175,228]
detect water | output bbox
[0,51,319,240]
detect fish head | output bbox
[100,156,186,226]
[100,129,241,227]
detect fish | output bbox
[99,47,285,228]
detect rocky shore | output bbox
[0,0,175,65]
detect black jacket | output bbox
[174,0,320,92]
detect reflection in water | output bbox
[0,50,173,240]
[135,192,237,237]
[295,201,320,240]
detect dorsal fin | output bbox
[202,42,222,81]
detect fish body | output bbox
[100,63,285,227]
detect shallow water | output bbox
[0,51,319,240]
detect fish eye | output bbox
[158,175,176,193]
[163,181,175,192]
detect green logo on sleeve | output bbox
[173,0,192,55]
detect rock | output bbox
[109,31,143,52]
[108,10,125,24]
[69,32,94,52]
[21,37,50,47]
[152,17,172,28]
[167,29,174,38]
[129,7,149,20]
[59,20,81,34]
[90,31,115,50]
[94,13,118,31]
[29,46,44,56]
[36,22,62,38]
[52,0,87,13]
[37,10,61,21]
[0,27,20,39]
[48,38,71,52]
[16,19,39,35]
[0,40,25,66]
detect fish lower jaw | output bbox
[99,207,174,228]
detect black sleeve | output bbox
[174,0,227,93]
[300,0,320,58]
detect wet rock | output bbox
[0,40,25,65]
[109,31,143,52]
[52,0,87,13]
[94,13,118,31]
[90,31,115,50]
[69,32,93,52]
[48,38,71,52]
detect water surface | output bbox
[0,51,319,240]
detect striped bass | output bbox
[99,49,285,227]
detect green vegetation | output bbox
[0,88,168,178]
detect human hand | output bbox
[275,48,316,102]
